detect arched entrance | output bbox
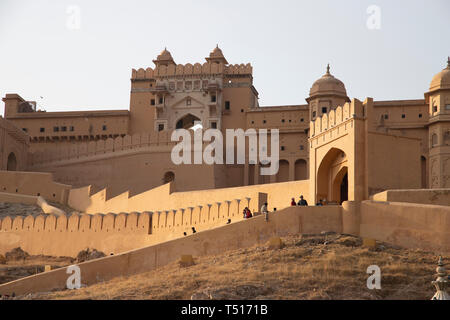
[316,148,348,204]
[332,167,348,204]
[176,114,201,130]
[163,171,175,184]
[7,152,17,171]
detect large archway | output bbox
[7,152,17,171]
[176,114,201,130]
[316,148,348,204]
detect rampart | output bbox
[371,188,450,206]
[1,199,449,296]
[68,179,311,216]
[27,131,177,168]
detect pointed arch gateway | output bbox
[316,148,348,204]
[176,113,201,130]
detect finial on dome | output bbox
[326,63,331,75]
[447,56,450,68]
[216,44,219,48]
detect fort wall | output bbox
[2,199,449,296]
[357,200,450,252]
[68,179,311,216]
[371,188,450,206]
[0,205,342,296]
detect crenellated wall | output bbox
[27,131,177,168]
[0,211,153,257]
[131,63,252,80]
[309,99,364,138]
[0,193,258,257]
[1,200,449,296]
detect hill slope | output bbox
[20,233,440,300]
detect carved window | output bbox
[202,80,208,89]
[169,82,175,90]
[432,133,438,147]
[177,81,183,90]
[185,81,192,90]
[194,80,200,90]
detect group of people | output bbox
[290,195,308,206]
[290,196,327,206]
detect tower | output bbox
[425,57,450,188]
[306,64,350,121]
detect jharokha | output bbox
[0,47,450,264]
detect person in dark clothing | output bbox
[245,208,253,219]
[316,199,324,206]
[291,198,297,206]
[298,195,308,206]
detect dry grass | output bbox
[20,233,442,300]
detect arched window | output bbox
[7,152,17,171]
[431,133,438,147]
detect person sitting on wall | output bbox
[298,195,308,206]
[261,202,269,221]
[291,198,297,206]
[243,207,248,219]
[316,199,324,206]
[245,208,253,219]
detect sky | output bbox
[0,0,449,115]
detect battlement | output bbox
[309,99,365,137]
[0,211,152,234]
[131,62,252,80]
[28,130,178,167]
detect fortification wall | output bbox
[0,212,153,257]
[0,170,71,204]
[28,131,176,168]
[0,205,342,296]
[131,62,252,80]
[68,179,311,216]
[1,199,449,296]
[345,200,450,253]
[0,189,264,256]
[371,188,450,206]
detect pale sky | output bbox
[0,0,449,115]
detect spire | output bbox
[447,56,450,69]
[326,63,330,75]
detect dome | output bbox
[429,58,450,92]
[205,45,228,64]
[309,64,348,99]
[153,47,175,66]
